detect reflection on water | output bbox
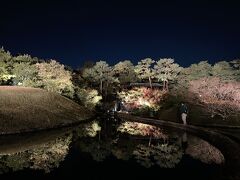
[75,121,224,169]
[185,134,225,165]
[0,119,226,177]
[133,143,183,168]
[0,134,72,174]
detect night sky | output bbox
[0,0,240,68]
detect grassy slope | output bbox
[0,86,92,134]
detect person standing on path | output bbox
[180,102,188,125]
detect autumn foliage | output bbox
[117,121,168,140]
[188,77,240,119]
[118,87,167,111]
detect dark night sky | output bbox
[0,0,240,68]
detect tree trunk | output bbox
[149,77,152,89]
[98,131,101,141]
[163,81,165,90]
[100,80,103,94]
[166,80,169,91]
[105,81,109,100]
[148,136,152,146]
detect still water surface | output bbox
[0,118,234,179]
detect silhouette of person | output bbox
[180,102,188,125]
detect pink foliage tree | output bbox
[188,77,240,119]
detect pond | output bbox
[0,116,238,180]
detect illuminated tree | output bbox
[189,77,240,119]
[6,54,38,75]
[82,61,119,96]
[0,48,14,83]
[0,51,39,85]
[12,62,38,87]
[230,59,240,69]
[177,61,212,84]
[230,59,240,81]
[13,54,38,63]
[154,58,182,91]
[0,61,13,84]
[36,60,74,98]
[134,58,155,88]
[0,47,11,60]
[188,61,212,79]
[114,60,137,85]
[211,61,235,81]
[173,61,212,95]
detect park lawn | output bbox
[0,86,93,134]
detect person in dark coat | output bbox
[180,102,188,125]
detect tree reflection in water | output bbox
[0,134,72,174]
[185,135,225,165]
[75,120,224,169]
[0,120,225,175]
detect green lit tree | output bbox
[12,62,38,87]
[175,61,212,91]
[13,54,38,64]
[230,59,240,69]
[36,60,74,98]
[114,60,137,86]
[230,59,240,81]
[181,61,212,81]
[154,58,182,91]
[0,48,14,84]
[134,58,155,88]
[82,61,119,96]
[211,61,235,81]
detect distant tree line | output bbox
[0,48,74,98]
[1,48,240,115]
[77,58,240,96]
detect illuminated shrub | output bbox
[76,88,102,110]
[118,87,167,111]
